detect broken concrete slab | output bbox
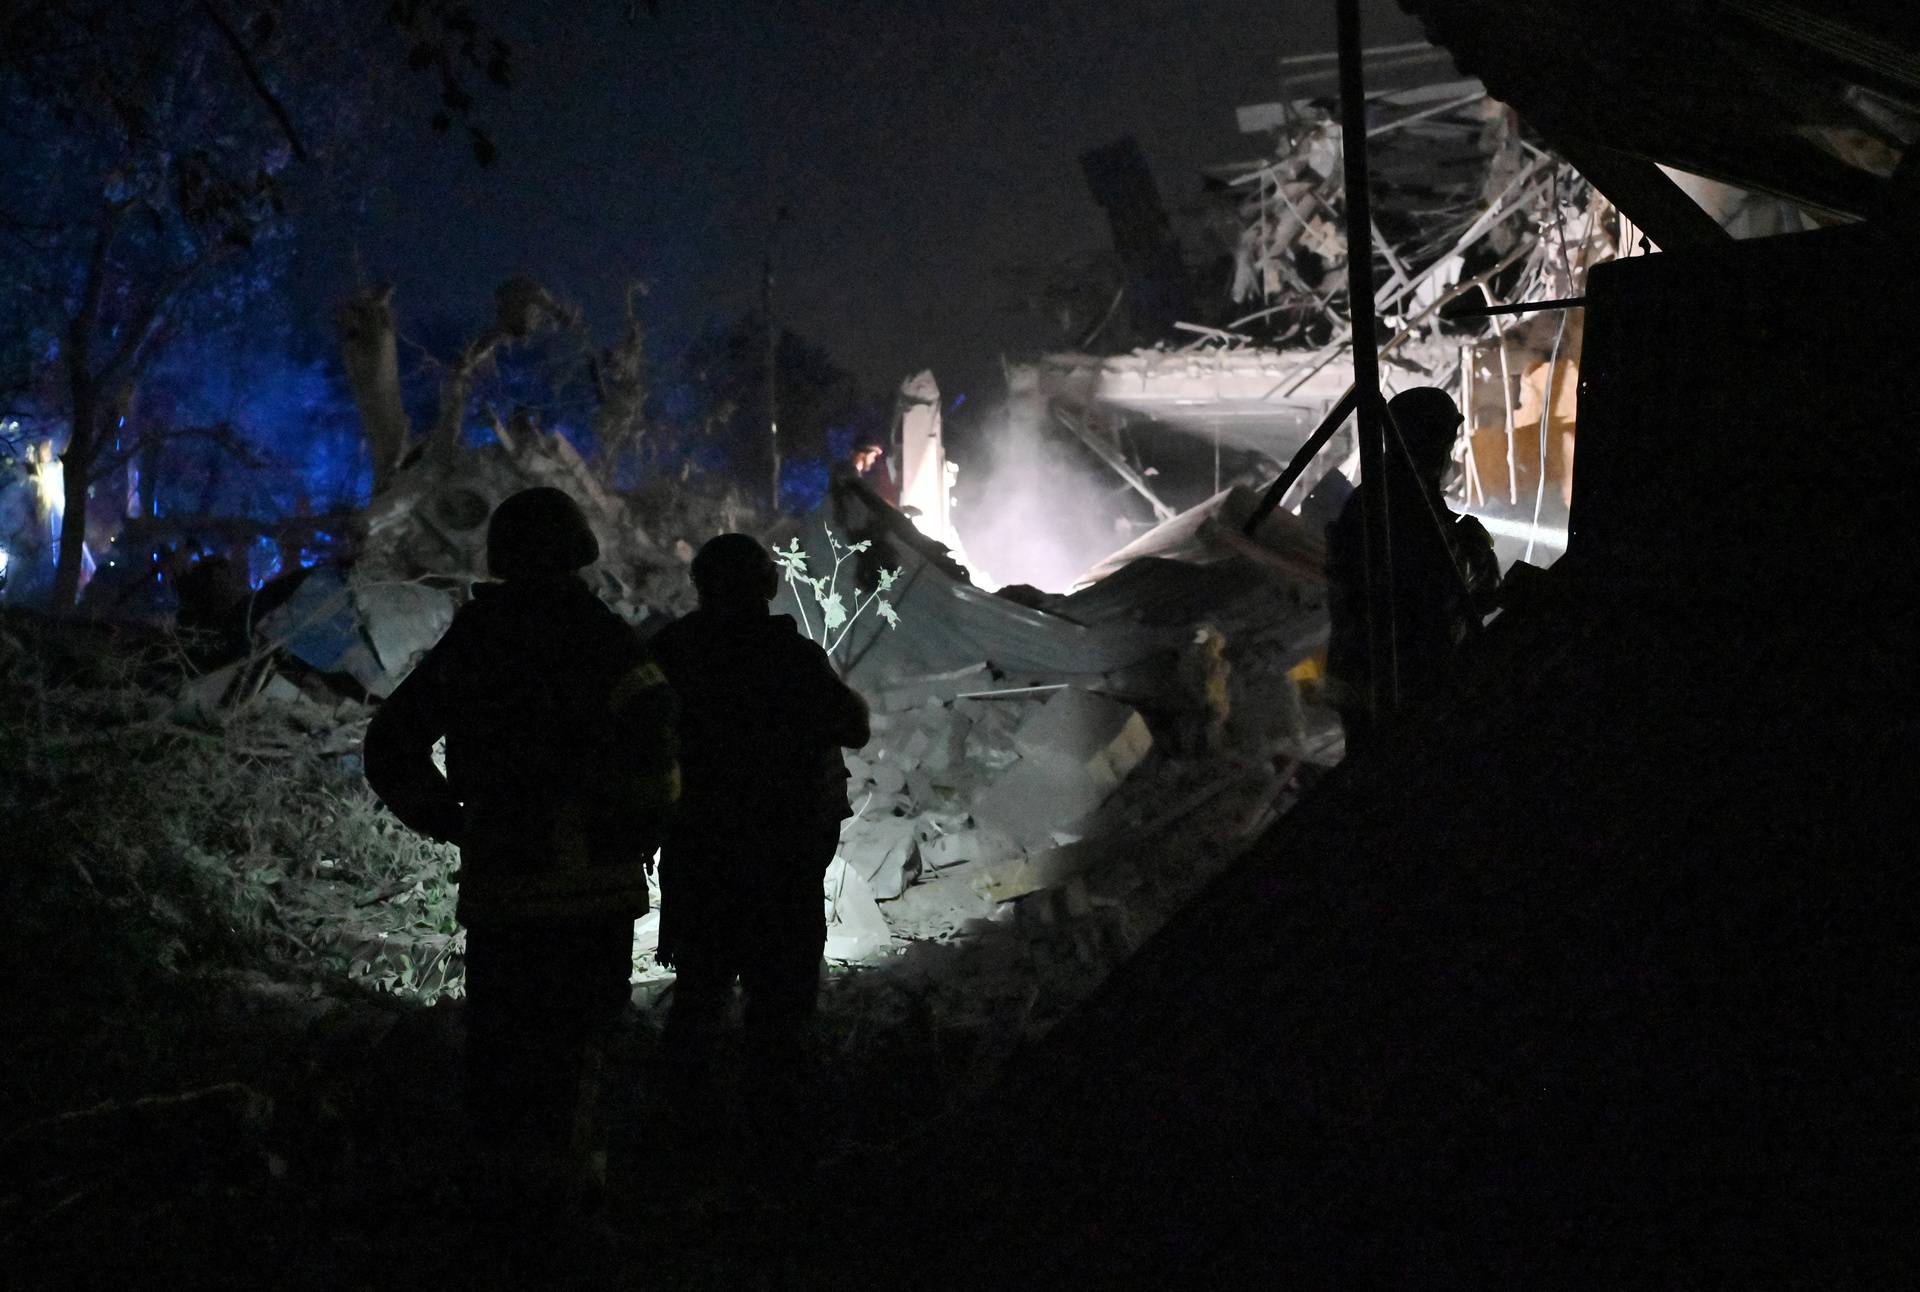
[180,661,245,712]
[353,581,456,679]
[1011,688,1153,783]
[256,567,389,695]
[838,813,920,901]
[823,859,893,961]
[972,691,1154,847]
[898,726,933,768]
[961,699,1032,772]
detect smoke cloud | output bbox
[954,401,1132,593]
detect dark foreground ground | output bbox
[11,551,1912,1290]
[0,610,1288,1290]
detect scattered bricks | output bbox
[905,767,936,805]
[838,813,919,900]
[843,752,872,783]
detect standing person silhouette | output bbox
[363,487,678,1226]
[1325,387,1500,753]
[648,532,869,1175]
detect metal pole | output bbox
[1337,0,1396,720]
[764,237,780,512]
[1242,385,1358,535]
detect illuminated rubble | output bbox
[770,477,1335,974]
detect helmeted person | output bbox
[1325,386,1500,753]
[362,486,677,1204]
[837,432,900,507]
[647,533,869,1155]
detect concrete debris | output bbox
[355,426,702,623]
[974,690,1154,847]
[880,863,997,939]
[919,824,1020,872]
[183,420,764,707]
[837,812,920,901]
[800,477,1335,958]
[353,582,456,680]
[823,859,893,961]
[256,566,388,694]
[973,839,1104,904]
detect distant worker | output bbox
[1325,387,1499,753]
[362,487,678,1218]
[648,532,870,1171]
[841,433,900,507]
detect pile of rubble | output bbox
[784,481,1337,967]
[164,420,1331,993]
[197,427,759,707]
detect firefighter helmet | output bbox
[690,532,777,606]
[485,487,599,581]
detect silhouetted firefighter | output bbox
[1325,386,1500,752]
[648,532,870,1172]
[362,487,678,1211]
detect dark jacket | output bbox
[1325,471,1499,718]
[363,574,678,928]
[648,607,866,839]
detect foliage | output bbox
[0,1,525,605]
[0,614,466,1005]
[773,524,901,662]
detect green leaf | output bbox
[820,592,848,632]
[876,600,900,629]
[877,567,900,592]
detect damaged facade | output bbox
[1014,74,1622,572]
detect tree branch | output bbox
[197,0,309,163]
[96,245,226,397]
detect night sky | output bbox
[300,0,1426,404]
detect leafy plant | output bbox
[774,525,902,661]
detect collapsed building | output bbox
[132,53,1839,984]
[24,32,1866,1012]
[1007,60,1825,580]
[1015,75,1613,575]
